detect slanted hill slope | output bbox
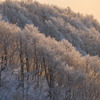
[0,1,100,56]
[0,1,100,100]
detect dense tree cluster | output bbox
[0,1,100,100]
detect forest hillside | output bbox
[0,1,100,100]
